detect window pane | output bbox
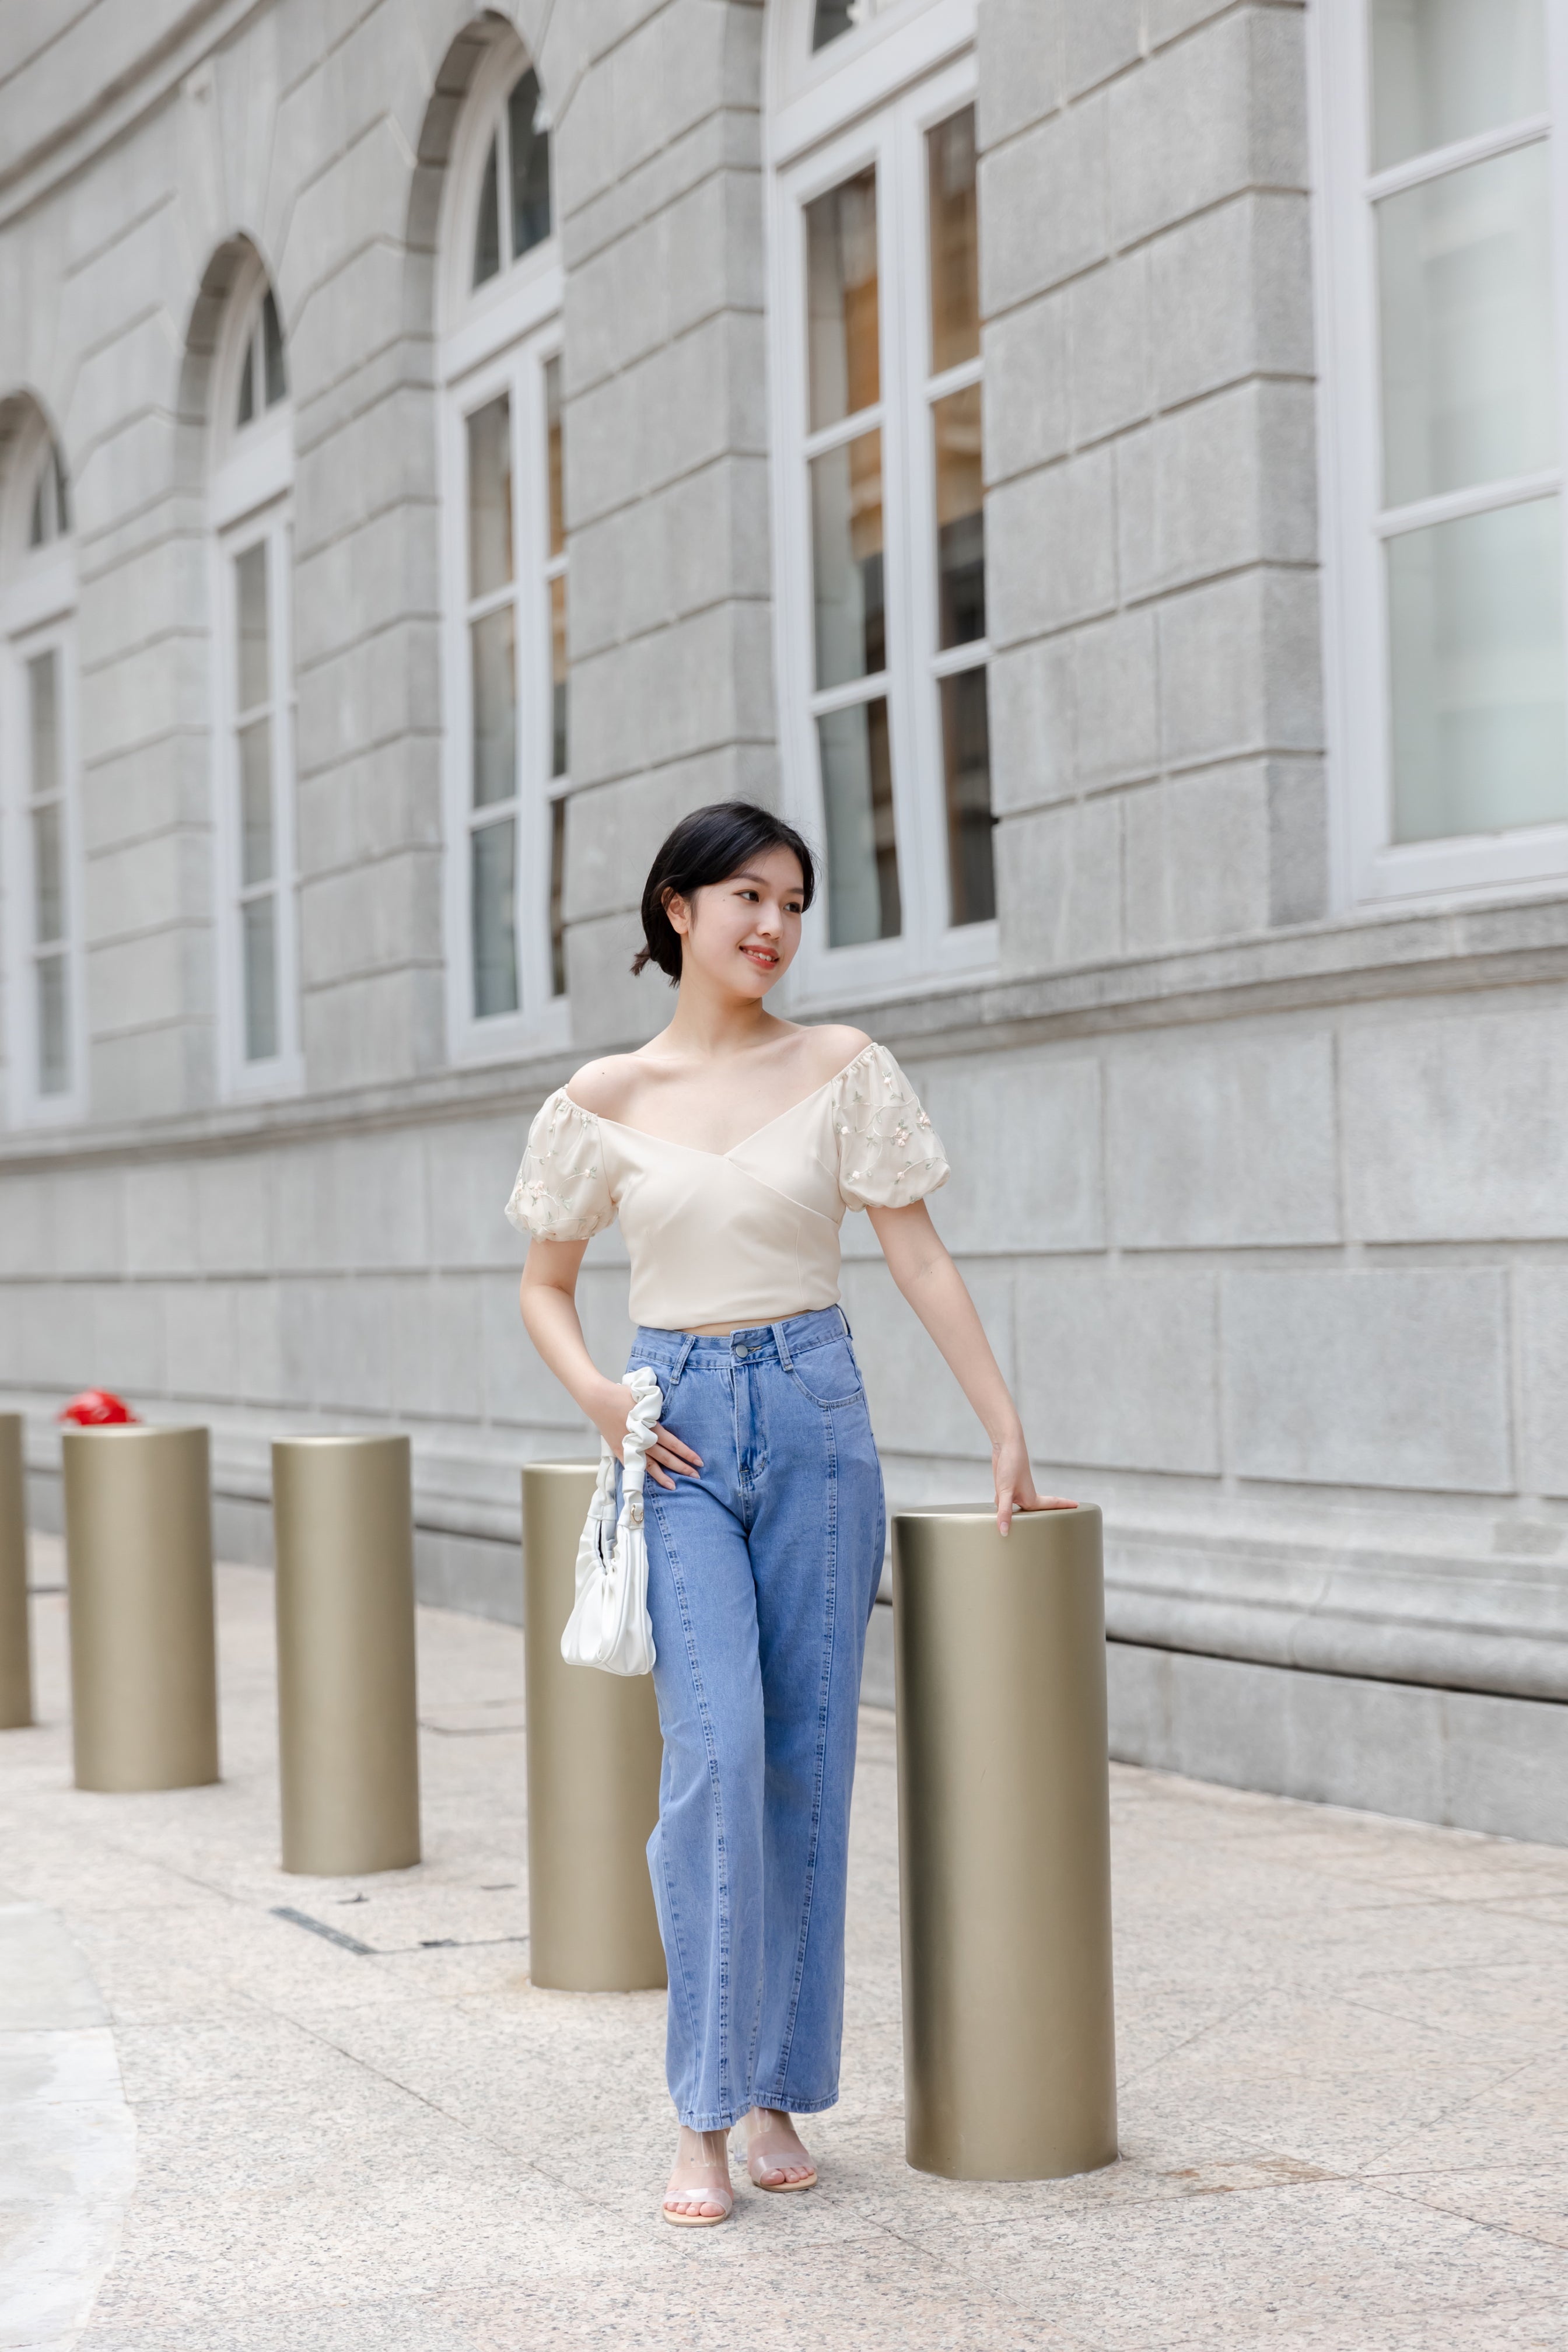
[550,796,567,997]
[941,668,996,926]
[239,719,274,887]
[261,288,286,406]
[471,817,520,1016]
[235,541,270,713]
[817,698,901,945]
[811,429,884,688]
[545,356,565,558]
[27,651,60,800]
[508,68,552,259]
[934,384,986,647]
[32,802,64,944]
[1388,495,1568,841]
[928,107,979,374]
[1371,0,1546,172]
[1378,142,1556,509]
[467,395,514,599]
[29,449,65,548]
[36,954,68,1096]
[806,169,879,432]
[473,135,501,286]
[811,0,896,48]
[242,897,279,1062]
[471,604,517,808]
[550,573,568,777]
[236,331,256,427]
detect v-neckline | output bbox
[565,1044,873,1163]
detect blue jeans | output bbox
[619,1306,886,2132]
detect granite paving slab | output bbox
[2,1540,1565,2350]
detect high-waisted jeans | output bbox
[618,1305,886,2132]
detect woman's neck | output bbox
[655,982,786,1066]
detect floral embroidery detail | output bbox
[504,1092,615,1242]
[830,1044,949,1213]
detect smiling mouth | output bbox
[741,947,779,965]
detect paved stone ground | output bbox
[4,1541,1567,2351]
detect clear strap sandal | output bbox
[741,2111,817,2193]
[662,2135,734,2228]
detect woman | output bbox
[508,801,1070,2225]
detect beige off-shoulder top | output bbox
[505,1042,949,1331]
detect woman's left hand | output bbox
[992,1430,1074,1536]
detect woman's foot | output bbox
[662,2126,733,2227]
[743,2106,817,2192]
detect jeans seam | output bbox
[650,1500,710,2083]
[768,1403,836,2100]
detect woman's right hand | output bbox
[592,1380,704,1491]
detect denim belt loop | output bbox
[662,1332,698,1391]
[770,1317,796,1372]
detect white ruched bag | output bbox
[560,1366,661,1675]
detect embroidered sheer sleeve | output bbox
[504,1090,615,1242]
[831,1044,950,1212]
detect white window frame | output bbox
[208,255,302,1097]
[1,420,85,1128]
[438,33,568,1064]
[1311,0,1568,910]
[767,0,996,1009]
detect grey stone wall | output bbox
[980,0,1325,967]
[2,0,1567,1846]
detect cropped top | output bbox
[505,1041,949,1331]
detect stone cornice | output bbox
[2,892,1566,1175]
[0,0,262,228]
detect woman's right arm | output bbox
[519,1241,701,1490]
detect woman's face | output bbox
[667,846,807,998]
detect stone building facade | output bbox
[3,0,1566,1841]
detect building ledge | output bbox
[3,890,1567,1175]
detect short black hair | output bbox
[632,802,817,985]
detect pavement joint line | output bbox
[268,1903,530,1957]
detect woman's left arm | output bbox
[866,1200,1074,1536]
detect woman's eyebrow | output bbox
[730,868,802,890]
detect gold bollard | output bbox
[522,1464,665,1992]
[62,1425,219,1791]
[892,1502,1117,2180]
[0,1415,33,1730]
[272,1437,421,1876]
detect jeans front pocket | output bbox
[785,1335,865,1410]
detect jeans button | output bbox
[734,1343,749,1357]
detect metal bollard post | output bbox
[892,1502,1117,2180]
[271,1437,421,1876]
[0,1415,33,1730]
[522,1463,665,1992]
[62,1425,219,1791]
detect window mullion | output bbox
[884,94,933,952]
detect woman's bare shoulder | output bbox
[795,1023,873,1082]
[562,1055,647,1119]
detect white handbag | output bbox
[559,1366,662,1676]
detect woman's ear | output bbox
[664,888,690,939]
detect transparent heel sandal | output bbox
[662,2133,734,2228]
[741,2110,817,2193]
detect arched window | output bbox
[438,37,566,1055]
[767,0,993,999]
[208,257,299,1090]
[1,413,82,1123]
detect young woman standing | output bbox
[508,801,1070,2225]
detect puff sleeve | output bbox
[504,1090,615,1242]
[832,1044,949,1212]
